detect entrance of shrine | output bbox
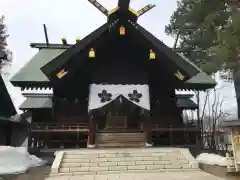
[105,112,127,129]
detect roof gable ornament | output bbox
[174,70,185,81]
[87,0,108,16]
[56,68,68,79]
[87,0,155,19]
[137,4,156,17]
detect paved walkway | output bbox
[45,171,225,180]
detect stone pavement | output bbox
[46,148,226,180]
[45,171,225,180]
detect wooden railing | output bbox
[31,123,89,132]
[138,123,199,132]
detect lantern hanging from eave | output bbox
[89,48,95,58]
[120,25,125,35]
[149,49,156,60]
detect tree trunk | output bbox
[233,67,240,119]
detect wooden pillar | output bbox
[88,115,96,148]
[143,113,153,147]
[5,122,12,146]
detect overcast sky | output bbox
[1,0,178,74]
[0,0,178,111]
[0,0,238,119]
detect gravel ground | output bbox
[200,164,240,180]
[0,165,51,180]
[1,163,240,180]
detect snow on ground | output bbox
[0,146,46,175]
[196,153,228,167]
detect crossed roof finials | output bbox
[98,90,112,103]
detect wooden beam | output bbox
[137,4,156,17]
[87,0,108,16]
[30,43,72,49]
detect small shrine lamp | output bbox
[149,49,156,60]
[120,25,126,35]
[76,37,81,43]
[89,48,95,58]
[61,37,67,45]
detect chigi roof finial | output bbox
[118,0,131,11]
[87,0,155,18]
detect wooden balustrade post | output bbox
[143,113,152,147]
[88,115,96,148]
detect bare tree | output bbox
[196,86,230,152]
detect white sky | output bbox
[0,0,177,74]
[0,0,238,119]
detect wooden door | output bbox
[105,112,127,129]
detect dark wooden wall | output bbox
[32,109,52,123]
[90,32,149,84]
[50,29,183,125]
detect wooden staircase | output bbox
[96,132,145,148]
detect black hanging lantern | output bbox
[128,90,142,103]
[98,90,112,103]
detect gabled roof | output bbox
[41,23,109,80]
[0,75,17,118]
[11,2,215,90]
[39,21,215,89]
[10,49,66,87]
[130,23,215,87]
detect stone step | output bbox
[50,168,200,177]
[97,132,144,136]
[96,133,145,148]
[61,159,190,168]
[96,143,145,148]
[50,148,200,176]
[97,136,145,140]
[58,163,196,174]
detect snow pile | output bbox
[196,153,228,167]
[0,146,46,175]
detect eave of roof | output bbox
[30,43,73,49]
[18,93,197,110]
[186,72,216,86]
[132,23,199,77]
[19,96,52,110]
[220,120,240,128]
[176,96,197,110]
[10,49,66,86]
[129,22,216,88]
[0,75,17,117]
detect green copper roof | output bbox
[0,75,17,118]
[19,96,52,109]
[186,72,216,85]
[19,94,197,110]
[176,97,197,110]
[11,49,66,85]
